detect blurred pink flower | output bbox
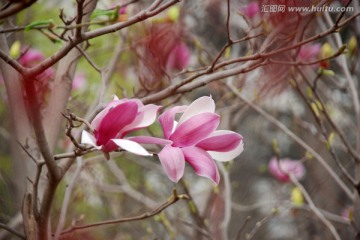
[166,42,190,71]
[241,2,260,19]
[298,44,321,63]
[136,23,190,91]
[81,96,161,155]
[119,6,127,15]
[268,157,305,182]
[19,48,54,105]
[72,72,87,91]
[19,48,54,80]
[133,96,244,184]
[341,205,353,221]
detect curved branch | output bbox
[0,0,37,20]
[226,82,354,200]
[60,189,188,236]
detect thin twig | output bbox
[0,0,37,20]
[75,45,102,73]
[60,189,188,235]
[226,82,353,199]
[290,174,341,240]
[235,216,251,240]
[0,223,25,240]
[180,180,212,238]
[53,158,84,240]
[292,71,357,186]
[246,212,274,240]
[217,162,231,240]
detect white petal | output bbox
[172,121,178,134]
[178,96,215,126]
[208,141,244,162]
[81,130,98,147]
[111,139,153,156]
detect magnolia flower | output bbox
[268,157,305,182]
[72,72,87,91]
[81,96,160,156]
[298,44,321,63]
[133,96,244,184]
[240,2,260,19]
[166,42,190,71]
[136,23,189,90]
[19,48,54,105]
[19,48,54,80]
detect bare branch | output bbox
[0,223,25,240]
[60,189,188,235]
[0,0,37,20]
[290,174,341,240]
[226,82,354,199]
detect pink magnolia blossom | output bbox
[298,44,321,63]
[132,96,244,184]
[81,96,161,156]
[19,48,54,105]
[19,48,54,80]
[72,72,87,91]
[268,157,305,182]
[241,2,260,19]
[166,42,190,71]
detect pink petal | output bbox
[196,130,243,152]
[298,44,321,62]
[19,49,45,66]
[268,157,290,182]
[182,147,220,184]
[170,112,220,147]
[166,42,191,71]
[268,157,306,182]
[95,101,138,146]
[128,136,173,145]
[208,140,244,162]
[158,145,185,182]
[241,2,260,19]
[72,72,87,90]
[159,106,187,139]
[120,104,161,135]
[102,140,119,152]
[91,98,127,130]
[111,139,152,156]
[178,96,215,126]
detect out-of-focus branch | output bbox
[142,60,266,104]
[292,71,357,186]
[44,0,97,153]
[0,0,180,80]
[226,82,354,199]
[106,160,158,208]
[141,14,359,105]
[269,45,346,66]
[0,0,37,20]
[0,222,25,240]
[60,189,188,235]
[290,174,341,240]
[23,79,60,180]
[0,212,23,240]
[180,180,213,239]
[217,163,231,240]
[53,158,84,240]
